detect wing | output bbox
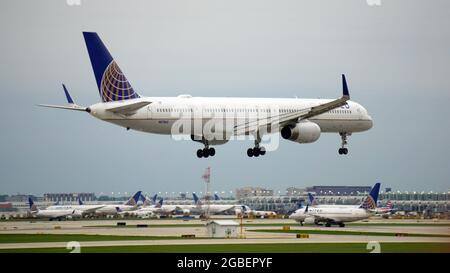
[233,74,350,135]
[80,206,105,214]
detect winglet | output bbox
[62,84,74,104]
[342,74,350,98]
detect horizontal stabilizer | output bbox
[105,101,151,115]
[38,104,89,112]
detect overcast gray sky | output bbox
[0,0,449,196]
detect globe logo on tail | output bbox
[100,61,140,102]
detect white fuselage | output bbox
[46,204,103,212]
[289,206,373,224]
[88,97,373,138]
[95,204,137,215]
[32,209,80,219]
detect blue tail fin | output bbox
[152,194,158,204]
[296,200,304,209]
[214,194,220,201]
[28,197,38,212]
[307,193,318,206]
[360,183,381,210]
[78,198,83,205]
[125,191,142,206]
[155,198,163,208]
[82,32,140,102]
[192,193,201,205]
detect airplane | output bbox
[45,198,105,216]
[119,198,163,218]
[94,191,142,215]
[191,193,236,215]
[139,194,158,207]
[239,205,277,218]
[375,200,394,215]
[27,197,81,221]
[289,183,381,227]
[39,32,373,158]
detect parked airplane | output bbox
[94,191,142,215]
[45,198,105,216]
[139,194,158,207]
[119,198,163,218]
[289,183,381,227]
[239,205,277,218]
[375,200,394,215]
[39,32,373,158]
[27,197,81,221]
[192,193,236,215]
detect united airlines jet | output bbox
[40,32,373,158]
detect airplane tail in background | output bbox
[155,198,163,208]
[296,200,304,209]
[214,194,220,201]
[82,32,140,103]
[193,193,202,206]
[78,198,83,205]
[28,197,38,212]
[141,194,157,206]
[386,200,393,209]
[125,191,142,206]
[307,193,318,206]
[360,183,381,210]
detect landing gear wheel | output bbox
[338,148,343,155]
[339,223,345,227]
[247,148,254,157]
[342,148,348,155]
[325,222,331,227]
[253,147,260,157]
[259,146,266,155]
[203,148,209,158]
[197,149,203,158]
[209,147,215,156]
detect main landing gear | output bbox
[247,139,266,157]
[197,147,215,158]
[338,132,350,155]
[191,135,216,159]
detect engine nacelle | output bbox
[182,209,191,216]
[281,121,321,143]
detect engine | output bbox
[280,121,321,143]
[182,209,191,216]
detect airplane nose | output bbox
[367,115,373,130]
[366,115,373,130]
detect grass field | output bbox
[249,229,450,237]
[0,242,449,253]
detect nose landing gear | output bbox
[338,132,350,155]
